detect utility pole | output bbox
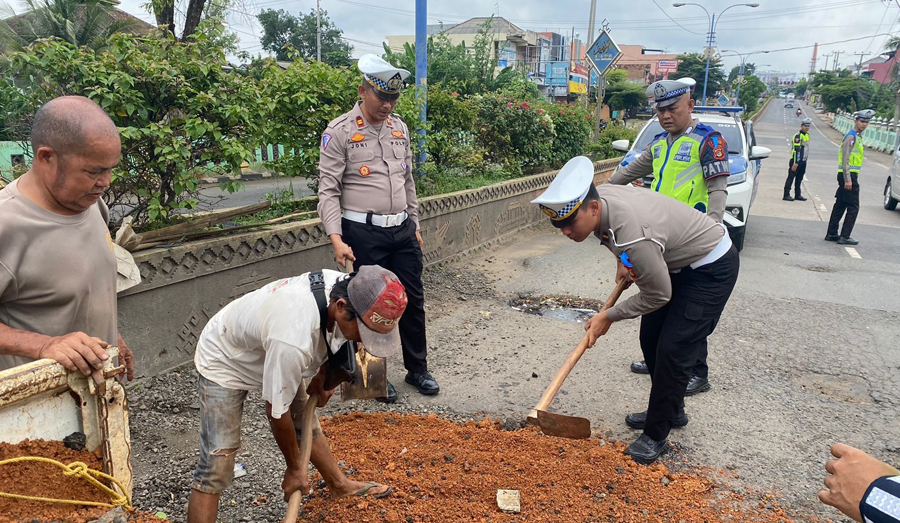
[316,0,321,62]
[833,50,843,72]
[585,0,596,110]
[853,52,867,75]
[415,0,427,173]
[823,53,830,72]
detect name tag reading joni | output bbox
[370,312,397,326]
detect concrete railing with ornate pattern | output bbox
[119,158,623,377]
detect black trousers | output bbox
[342,217,428,374]
[639,245,740,442]
[827,172,860,239]
[784,160,807,197]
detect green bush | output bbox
[472,94,554,175]
[547,104,592,166]
[257,58,359,193]
[588,125,636,160]
[6,25,266,227]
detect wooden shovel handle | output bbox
[282,392,319,523]
[529,279,629,416]
[344,259,354,274]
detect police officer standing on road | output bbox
[607,77,730,397]
[783,118,811,201]
[826,109,875,246]
[317,54,439,402]
[532,156,740,464]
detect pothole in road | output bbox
[804,266,837,273]
[509,294,601,323]
[794,372,874,405]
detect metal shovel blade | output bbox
[535,409,591,439]
[340,346,388,401]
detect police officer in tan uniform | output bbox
[532,156,740,464]
[317,54,438,402]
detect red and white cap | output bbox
[348,265,408,357]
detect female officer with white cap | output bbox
[318,54,439,401]
[531,156,740,464]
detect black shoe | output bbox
[624,434,669,465]
[375,382,398,404]
[824,234,840,242]
[405,371,440,395]
[782,194,794,201]
[625,410,688,430]
[685,376,712,396]
[837,237,859,245]
[630,360,650,374]
[794,194,807,201]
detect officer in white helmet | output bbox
[532,156,740,465]
[605,76,730,395]
[317,54,439,401]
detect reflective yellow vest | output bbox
[838,130,864,174]
[649,124,717,214]
[792,131,809,162]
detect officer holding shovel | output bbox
[532,156,740,464]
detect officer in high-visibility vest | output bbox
[826,109,874,245]
[783,118,811,201]
[608,77,731,397]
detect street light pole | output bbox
[721,49,768,107]
[316,0,321,62]
[673,2,759,105]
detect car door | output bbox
[745,120,761,206]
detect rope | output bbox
[0,456,132,510]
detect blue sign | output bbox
[497,60,508,68]
[586,30,622,75]
[717,94,730,106]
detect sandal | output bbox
[353,481,392,499]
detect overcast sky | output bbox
[112,0,899,75]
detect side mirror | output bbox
[612,139,631,152]
[749,145,771,160]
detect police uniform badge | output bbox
[321,133,332,151]
[673,141,693,163]
[391,130,404,138]
[654,83,666,99]
[355,116,365,129]
[386,73,403,90]
[350,133,366,142]
[359,165,370,177]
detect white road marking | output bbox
[819,204,827,212]
[845,247,862,259]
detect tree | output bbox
[382,17,496,96]
[737,75,766,112]
[0,0,143,52]
[817,76,875,112]
[727,63,756,84]
[603,69,645,114]
[675,53,726,101]
[794,78,808,97]
[149,0,238,41]
[257,8,352,67]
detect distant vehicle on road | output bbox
[886,143,900,211]
[785,101,794,108]
[611,106,772,251]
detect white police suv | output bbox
[611,106,772,251]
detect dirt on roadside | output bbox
[299,413,796,523]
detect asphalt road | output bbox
[195,177,314,211]
[367,100,900,520]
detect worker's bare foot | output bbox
[331,479,392,498]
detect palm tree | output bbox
[0,0,142,53]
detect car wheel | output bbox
[885,179,899,210]
[728,225,746,252]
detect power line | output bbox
[649,0,706,36]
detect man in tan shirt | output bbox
[532,156,739,465]
[317,54,437,400]
[0,96,134,379]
